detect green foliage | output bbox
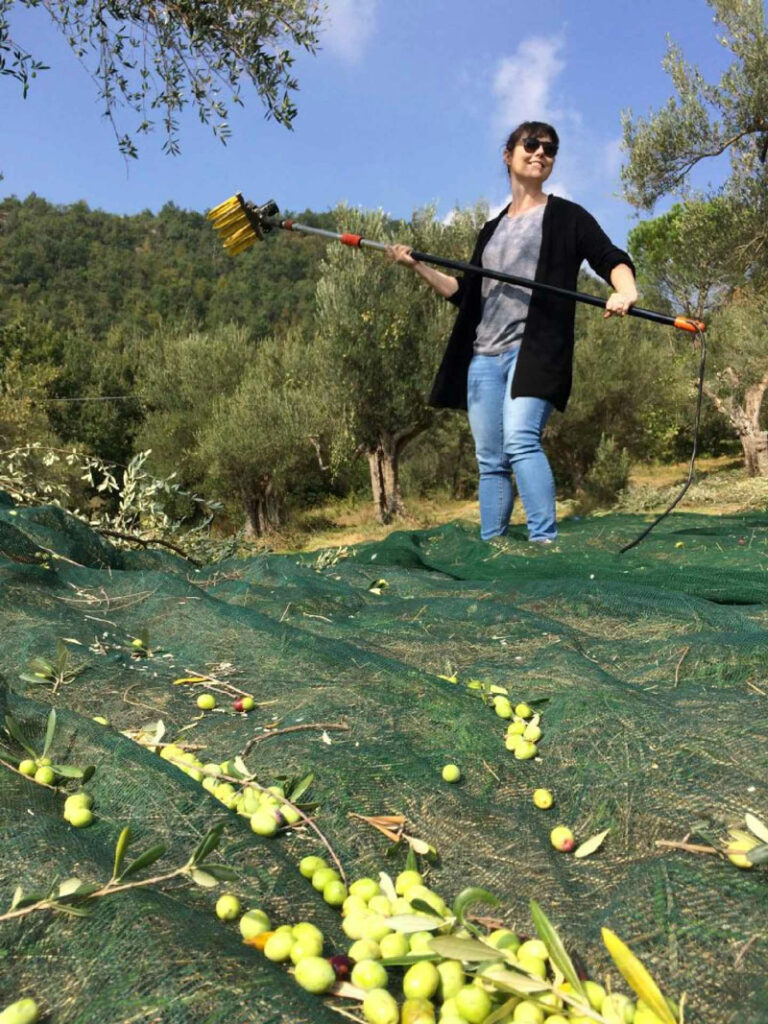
[621,0,768,278]
[546,287,693,490]
[1,0,323,155]
[0,346,58,448]
[194,326,325,534]
[579,433,631,512]
[628,199,741,318]
[707,287,768,399]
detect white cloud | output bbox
[491,35,567,133]
[320,0,379,63]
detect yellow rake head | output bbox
[207,194,280,256]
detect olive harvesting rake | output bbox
[208,193,708,551]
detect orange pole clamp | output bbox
[674,317,707,333]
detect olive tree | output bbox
[195,326,324,537]
[311,205,484,523]
[705,289,768,475]
[621,0,768,474]
[1,0,323,156]
[620,0,768,273]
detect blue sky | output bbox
[3,0,731,247]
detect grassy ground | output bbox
[272,455,767,554]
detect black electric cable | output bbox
[619,328,707,554]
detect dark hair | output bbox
[504,121,559,157]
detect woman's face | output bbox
[504,134,556,185]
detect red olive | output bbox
[328,954,353,980]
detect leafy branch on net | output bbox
[1,708,95,787]
[161,751,346,884]
[18,639,88,694]
[0,822,235,924]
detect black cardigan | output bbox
[428,195,634,413]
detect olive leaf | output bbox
[746,843,768,866]
[452,886,501,925]
[29,658,55,677]
[473,967,550,996]
[4,715,37,758]
[10,892,49,910]
[410,898,445,917]
[42,708,57,759]
[46,901,92,917]
[484,998,520,1024]
[529,900,587,1001]
[379,952,439,968]
[57,882,101,902]
[574,829,610,859]
[601,928,678,1024]
[405,846,418,872]
[233,755,250,778]
[191,823,227,864]
[378,872,397,903]
[387,913,446,934]
[190,822,226,866]
[50,764,89,779]
[745,813,768,845]
[190,869,219,887]
[429,935,505,962]
[58,877,84,898]
[118,844,167,881]
[287,771,314,803]
[113,827,131,880]
[196,863,238,881]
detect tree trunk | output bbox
[242,476,280,538]
[704,367,768,477]
[741,431,768,477]
[367,443,405,524]
[366,422,430,524]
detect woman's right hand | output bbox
[387,243,418,267]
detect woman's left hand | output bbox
[603,291,637,318]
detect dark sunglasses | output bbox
[521,137,558,158]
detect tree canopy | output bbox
[1,0,323,155]
[620,0,768,277]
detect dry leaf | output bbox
[574,828,610,859]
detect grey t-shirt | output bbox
[473,204,545,355]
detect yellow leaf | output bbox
[601,929,677,1024]
[172,676,208,685]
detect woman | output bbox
[388,121,637,543]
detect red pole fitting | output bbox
[340,233,363,248]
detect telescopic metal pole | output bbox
[267,217,706,334]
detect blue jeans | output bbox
[467,349,557,542]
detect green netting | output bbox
[0,495,766,1024]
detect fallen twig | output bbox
[673,646,691,688]
[240,722,349,758]
[655,839,719,855]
